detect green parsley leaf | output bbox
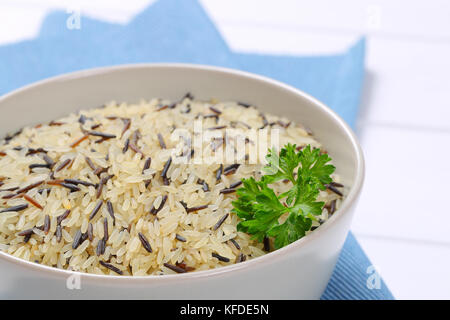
[267,212,312,249]
[232,144,335,249]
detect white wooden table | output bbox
[1,0,449,299]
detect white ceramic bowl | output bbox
[0,64,364,299]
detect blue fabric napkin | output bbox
[0,0,393,299]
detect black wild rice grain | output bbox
[16,180,44,194]
[81,231,88,244]
[223,164,240,175]
[150,195,168,215]
[96,238,106,256]
[179,201,188,210]
[212,252,230,263]
[24,233,32,243]
[57,209,70,225]
[236,253,246,263]
[122,138,130,153]
[213,213,229,231]
[203,114,219,120]
[43,215,50,234]
[29,163,51,170]
[106,200,115,225]
[276,120,290,128]
[89,200,103,220]
[85,157,96,170]
[55,225,62,242]
[163,176,170,186]
[186,205,208,213]
[197,179,209,192]
[157,133,166,149]
[49,120,65,126]
[88,131,116,139]
[161,157,172,179]
[229,181,243,189]
[37,188,51,195]
[64,179,95,187]
[164,263,186,273]
[42,154,55,167]
[94,137,109,144]
[60,182,80,192]
[78,114,87,124]
[90,123,101,130]
[55,158,71,172]
[17,228,34,236]
[88,223,93,241]
[3,129,22,144]
[209,106,222,114]
[103,218,109,241]
[330,181,344,188]
[329,199,337,214]
[142,157,152,173]
[207,125,227,130]
[94,166,108,176]
[326,184,343,197]
[72,230,82,249]
[143,157,152,188]
[175,234,186,242]
[99,261,123,275]
[121,118,131,137]
[128,142,144,159]
[0,203,28,213]
[263,237,270,252]
[138,232,153,253]
[96,178,105,199]
[131,129,141,144]
[0,186,19,192]
[219,188,237,194]
[237,102,251,108]
[229,238,241,250]
[183,92,194,100]
[215,164,223,182]
[2,193,20,199]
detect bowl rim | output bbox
[0,63,365,284]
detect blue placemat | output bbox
[0,0,393,299]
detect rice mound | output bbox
[0,95,342,276]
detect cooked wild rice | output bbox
[0,95,343,276]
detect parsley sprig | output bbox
[232,144,335,249]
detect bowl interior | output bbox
[0,64,360,190]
